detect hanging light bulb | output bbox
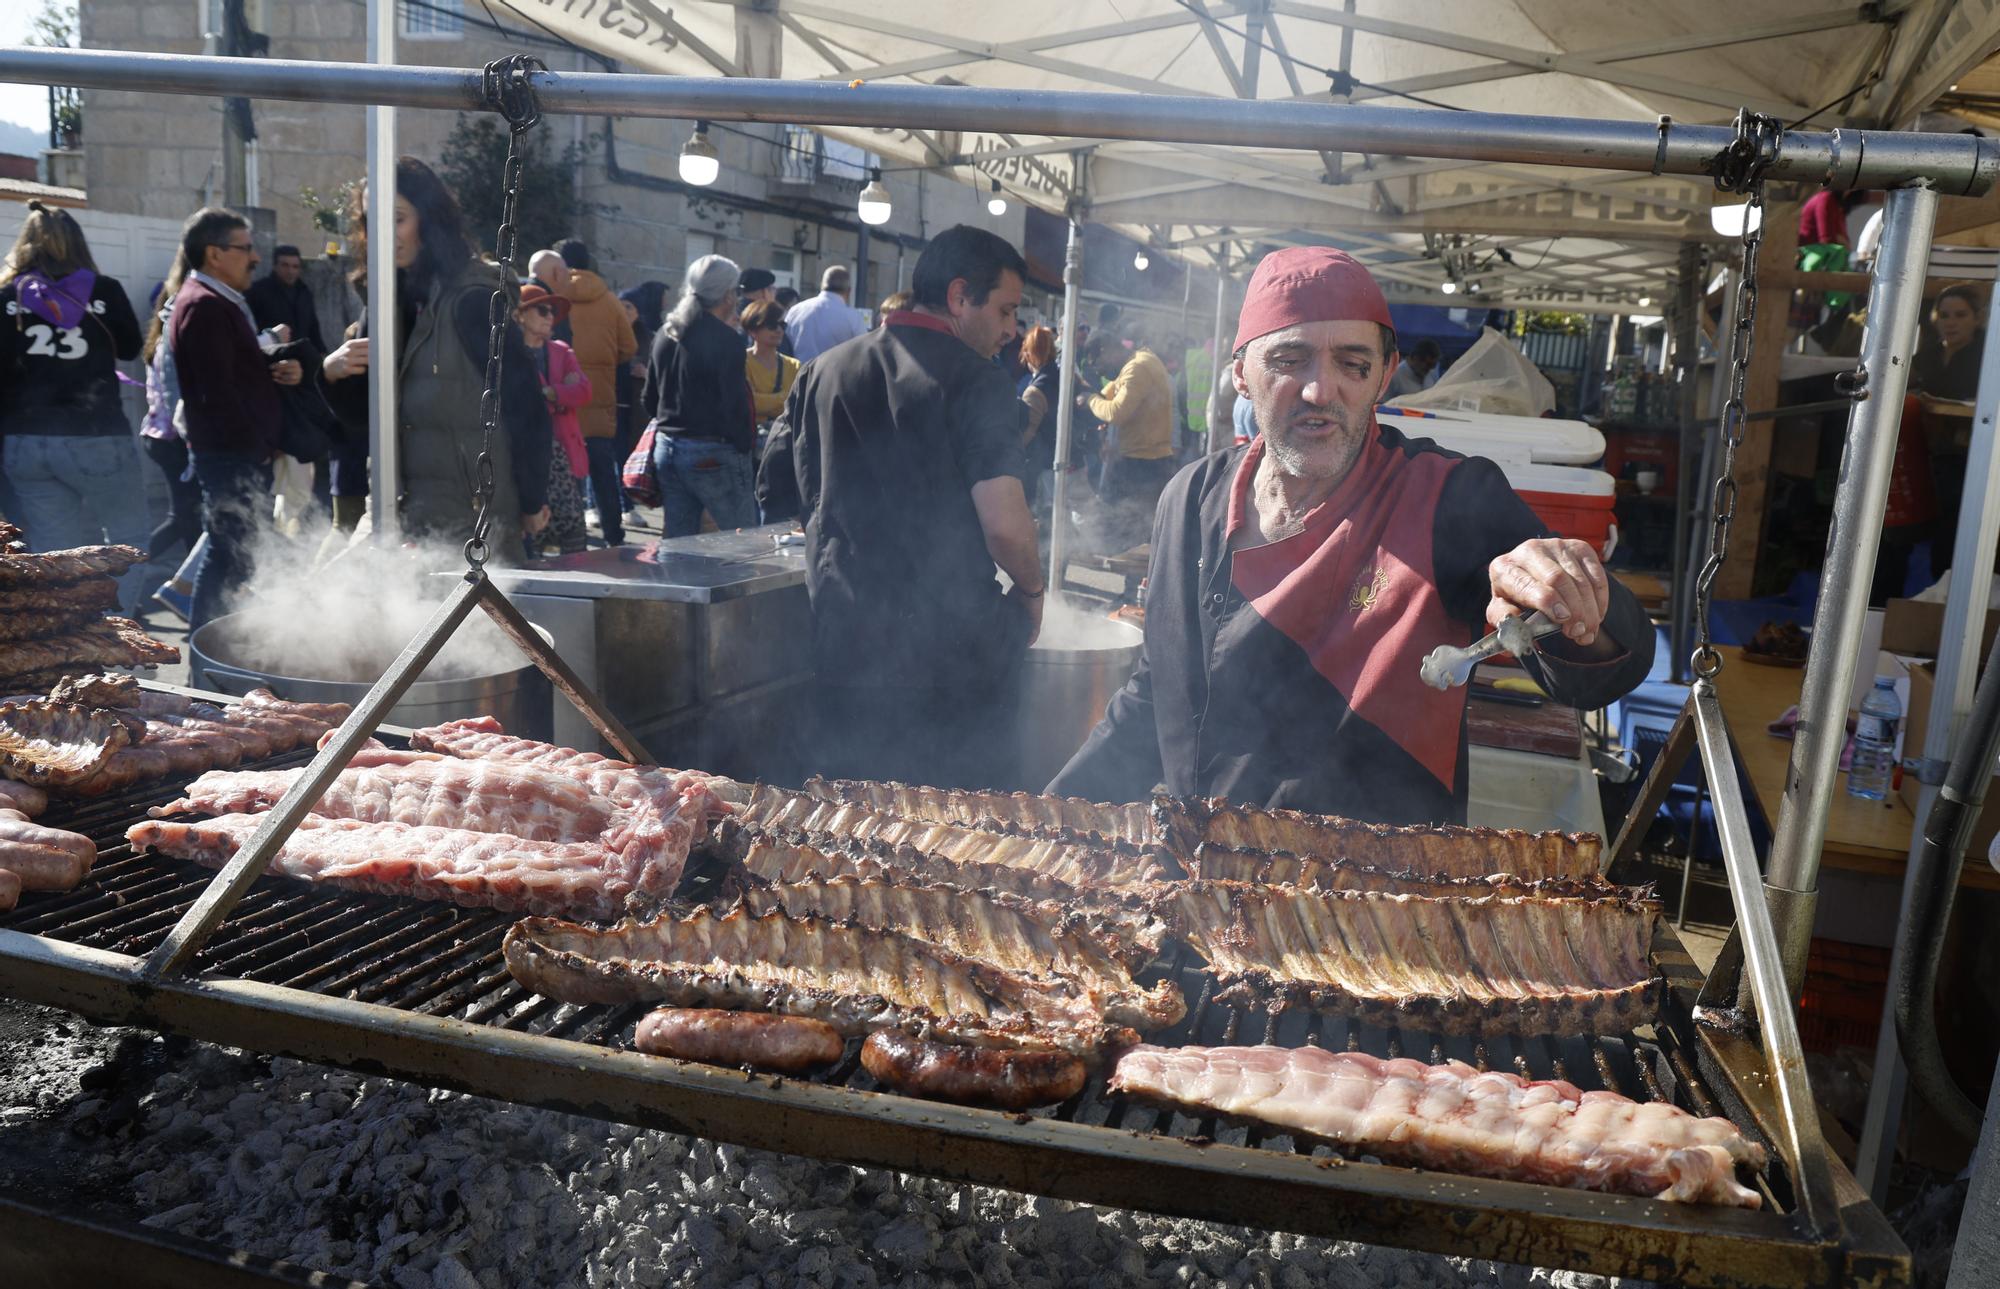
[1709,201,1762,237]
[987,179,1007,217]
[1638,296,1654,307]
[1133,249,1150,271]
[1468,280,1484,293]
[858,169,893,226]
[678,121,719,187]
[1440,281,1458,295]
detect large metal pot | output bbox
[1014,616,1143,792]
[190,612,555,742]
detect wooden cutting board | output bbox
[1466,693,1585,760]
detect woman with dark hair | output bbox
[0,200,149,605]
[1912,283,1985,401]
[615,279,669,505]
[139,249,205,577]
[321,156,551,559]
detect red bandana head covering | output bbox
[1233,247,1394,354]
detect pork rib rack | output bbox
[733,876,1185,1031]
[735,785,1169,887]
[503,904,1130,1056]
[804,776,1154,845]
[1157,797,1602,881]
[1161,880,1659,1036]
[1108,1044,1766,1208]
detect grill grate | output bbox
[2,761,1784,1218]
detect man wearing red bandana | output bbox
[1050,248,1652,824]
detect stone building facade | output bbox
[76,0,1019,303]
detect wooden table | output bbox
[1710,644,2000,891]
[1613,569,1669,615]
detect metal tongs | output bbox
[1419,611,1562,690]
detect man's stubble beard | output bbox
[1263,397,1364,482]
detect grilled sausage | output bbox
[0,867,19,911]
[0,779,47,818]
[860,1030,1087,1110]
[633,1008,844,1073]
[0,808,94,890]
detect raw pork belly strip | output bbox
[803,777,1154,845]
[128,814,635,921]
[1159,798,1601,882]
[503,904,1125,1055]
[157,762,615,843]
[351,742,699,898]
[1162,881,1658,1036]
[1187,844,1640,902]
[410,716,738,817]
[715,824,1173,962]
[0,699,134,787]
[1108,1044,1766,1208]
[735,785,1169,887]
[734,876,1186,1030]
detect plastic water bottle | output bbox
[1847,678,1902,801]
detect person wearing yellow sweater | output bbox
[742,299,800,424]
[1088,341,1178,537]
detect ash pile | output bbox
[0,1000,1645,1289]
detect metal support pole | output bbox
[1667,243,1702,682]
[1760,183,1938,994]
[140,576,485,980]
[2,48,1994,194]
[1206,247,1233,456]
[1047,163,1085,598]
[1856,252,2000,1199]
[365,0,399,541]
[1690,679,1838,1236]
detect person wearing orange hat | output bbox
[1050,247,1653,824]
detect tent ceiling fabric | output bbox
[520,0,2000,304]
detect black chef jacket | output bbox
[790,310,1032,694]
[1049,424,1654,824]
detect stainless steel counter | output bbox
[483,525,812,779]
[488,525,805,604]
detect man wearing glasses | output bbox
[169,207,301,630]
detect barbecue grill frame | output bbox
[0,925,1908,1289]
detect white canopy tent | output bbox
[511,0,2000,305]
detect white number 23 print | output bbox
[23,324,87,360]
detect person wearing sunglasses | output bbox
[742,299,798,429]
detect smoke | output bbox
[1033,595,1142,652]
[208,526,534,684]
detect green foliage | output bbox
[295,181,361,238]
[1517,310,1588,336]
[28,1,82,144]
[438,115,605,271]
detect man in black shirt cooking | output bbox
[1050,247,1653,824]
[790,225,1042,787]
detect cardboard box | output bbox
[1899,660,2000,860]
[1880,598,2000,659]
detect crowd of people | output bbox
[0,159,1463,637]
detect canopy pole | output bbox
[1046,155,1086,599]
[1760,182,1938,994]
[1205,247,1233,456]
[365,0,399,542]
[3,48,1994,193]
[1856,237,2000,1200]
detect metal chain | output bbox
[1691,109,1784,681]
[466,55,547,572]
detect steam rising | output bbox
[1033,596,1142,652]
[211,532,534,684]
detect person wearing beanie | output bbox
[1049,247,1653,824]
[641,254,758,537]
